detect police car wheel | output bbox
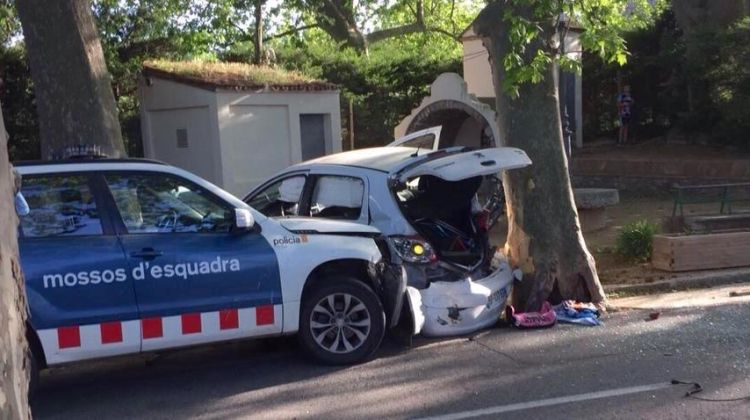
[299,277,385,365]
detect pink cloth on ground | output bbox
[506,301,557,329]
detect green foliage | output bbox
[616,220,658,262]
[276,36,462,148]
[582,9,683,139]
[582,9,750,148]
[2,0,475,157]
[93,0,227,157]
[703,17,750,148]
[0,45,38,160]
[495,0,666,97]
[0,0,20,45]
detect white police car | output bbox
[244,128,531,337]
[16,159,409,386]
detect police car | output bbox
[16,159,410,386]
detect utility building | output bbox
[139,61,341,196]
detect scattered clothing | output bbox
[553,300,602,326]
[506,301,557,329]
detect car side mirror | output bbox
[234,208,255,230]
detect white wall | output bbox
[217,90,342,196]
[461,34,495,99]
[139,77,223,186]
[220,104,291,196]
[148,107,215,182]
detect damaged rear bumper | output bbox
[405,262,516,337]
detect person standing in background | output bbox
[617,85,634,145]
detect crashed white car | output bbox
[245,130,531,337]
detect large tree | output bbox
[16,0,125,159]
[0,101,30,419]
[474,0,662,311]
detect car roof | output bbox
[13,157,166,167]
[290,147,431,173]
[13,158,170,176]
[13,158,254,216]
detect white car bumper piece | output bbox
[410,262,516,337]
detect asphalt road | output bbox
[32,295,750,419]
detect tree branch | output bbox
[366,22,424,44]
[424,26,461,42]
[365,0,433,44]
[264,24,319,41]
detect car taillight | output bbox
[389,236,437,264]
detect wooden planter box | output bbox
[652,230,750,272]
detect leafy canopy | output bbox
[497,0,666,96]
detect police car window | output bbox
[19,176,103,238]
[105,174,233,234]
[309,176,364,220]
[246,176,305,217]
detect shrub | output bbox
[616,220,659,262]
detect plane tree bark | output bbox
[0,102,30,419]
[16,0,125,159]
[474,2,606,311]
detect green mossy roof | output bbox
[142,60,337,92]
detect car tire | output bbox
[299,277,385,365]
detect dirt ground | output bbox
[490,195,750,286]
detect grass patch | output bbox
[616,219,659,262]
[143,59,323,86]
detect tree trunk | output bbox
[16,0,125,160]
[474,2,605,311]
[253,0,263,65]
[0,102,31,419]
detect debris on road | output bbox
[552,301,602,326]
[505,301,556,329]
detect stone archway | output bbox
[395,73,499,148]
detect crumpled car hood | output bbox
[278,217,381,235]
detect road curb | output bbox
[604,268,750,297]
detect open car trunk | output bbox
[395,175,489,271]
[391,147,531,276]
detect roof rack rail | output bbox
[13,157,168,167]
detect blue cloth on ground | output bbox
[553,301,602,326]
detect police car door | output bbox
[18,173,140,365]
[102,171,282,352]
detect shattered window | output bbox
[309,176,364,220]
[247,175,306,217]
[20,175,103,238]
